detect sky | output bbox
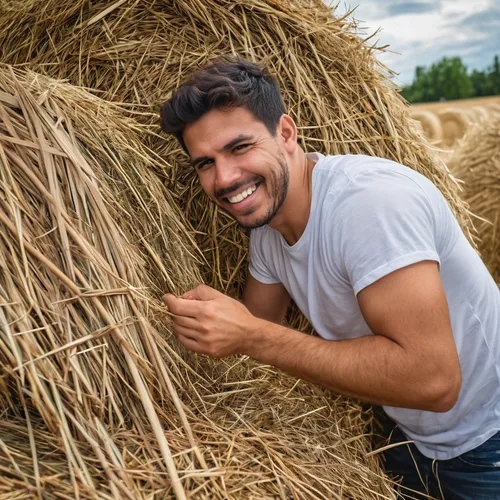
[330,0,500,87]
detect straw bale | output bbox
[0,67,396,498]
[438,108,471,149]
[0,0,475,300]
[469,105,490,122]
[447,117,500,285]
[409,110,443,142]
[0,1,476,493]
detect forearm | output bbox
[245,320,457,411]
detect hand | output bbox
[162,284,262,358]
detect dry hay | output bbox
[488,102,500,114]
[0,67,202,499]
[0,68,201,296]
[409,110,443,143]
[0,1,479,496]
[0,0,475,300]
[0,67,397,498]
[468,105,490,122]
[438,108,471,149]
[447,117,500,285]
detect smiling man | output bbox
[160,56,500,499]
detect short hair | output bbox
[160,56,286,152]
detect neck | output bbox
[269,149,316,245]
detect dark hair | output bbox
[160,56,286,152]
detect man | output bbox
[160,56,500,499]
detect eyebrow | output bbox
[222,134,254,151]
[190,134,254,168]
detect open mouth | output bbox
[224,182,260,204]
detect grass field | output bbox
[409,95,500,148]
[412,95,500,112]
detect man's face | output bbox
[183,107,289,229]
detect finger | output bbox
[162,293,177,308]
[173,315,200,331]
[163,293,203,318]
[176,334,205,354]
[182,290,199,300]
[189,284,224,302]
[174,324,202,342]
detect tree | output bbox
[490,55,500,94]
[402,57,473,103]
[430,57,473,101]
[470,69,491,97]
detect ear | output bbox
[278,114,297,155]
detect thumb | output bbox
[183,284,222,301]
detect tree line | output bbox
[401,55,500,103]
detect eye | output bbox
[196,159,214,171]
[234,143,250,152]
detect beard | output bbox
[237,151,289,229]
[213,146,290,229]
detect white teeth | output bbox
[228,184,258,204]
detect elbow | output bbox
[425,369,462,413]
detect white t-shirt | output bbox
[249,153,500,460]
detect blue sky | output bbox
[331,0,500,87]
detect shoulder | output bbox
[321,155,440,211]
[312,154,437,199]
[249,225,280,253]
[250,224,275,242]
[316,157,446,293]
[317,155,445,253]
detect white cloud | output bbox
[331,0,499,86]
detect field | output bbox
[412,95,500,113]
[409,95,500,149]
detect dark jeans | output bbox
[382,426,500,499]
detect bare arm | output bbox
[242,273,291,324]
[164,261,462,412]
[244,261,461,412]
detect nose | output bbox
[214,157,242,194]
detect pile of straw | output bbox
[0,68,200,499]
[0,68,396,498]
[438,108,471,149]
[0,0,475,298]
[409,110,443,143]
[0,0,480,496]
[447,117,500,285]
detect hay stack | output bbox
[0,67,396,498]
[448,118,500,285]
[0,1,479,496]
[409,110,443,143]
[0,67,202,499]
[0,0,474,299]
[438,108,471,149]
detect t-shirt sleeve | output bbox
[333,169,440,295]
[248,228,281,284]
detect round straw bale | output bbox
[0,70,194,499]
[0,67,398,499]
[447,117,500,284]
[438,108,472,148]
[0,0,474,300]
[0,3,477,495]
[409,110,443,141]
[486,102,500,116]
[470,105,490,122]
